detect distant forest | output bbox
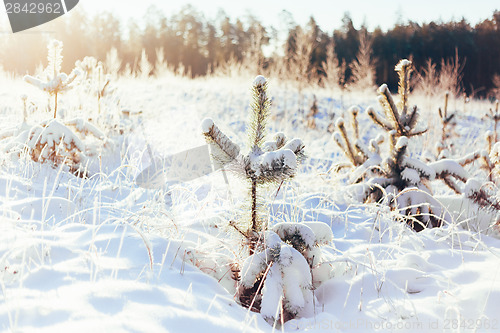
[1,5,499,97]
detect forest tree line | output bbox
[0,5,499,97]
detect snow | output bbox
[27,120,85,152]
[401,167,421,185]
[335,117,344,128]
[65,118,106,139]
[464,178,482,197]
[378,83,389,94]
[282,138,303,153]
[0,73,499,332]
[201,117,214,133]
[396,136,408,149]
[395,59,411,71]
[301,222,333,245]
[272,222,316,249]
[263,133,286,152]
[24,70,80,94]
[404,156,436,180]
[240,249,272,288]
[253,75,267,86]
[259,149,296,171]
[279,149,297,169]
[429,159,468,180]
[260,262,283,321]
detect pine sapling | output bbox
[343,60,484,231]
[24,40,80,118]
[367,59,427,149]
[348,31,376,92]
[202,76,335,325]
[202,76,305,253]
[436,91,457,158]
[321,40,346,92]
[105,47,122,79]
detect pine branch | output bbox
[248,76,271,150]
[442,176,462,194]
[457,151,481,166]
[335,118,358,165]
[367,106,393,131]
[355,140,371,160]
[275,132,286,149]
[378,84,403,134]
[391,136,408,169]
[406,105,419,131]
[395,59,412,117]
[349,106,360,139]
[202,118,240,166]
[283,138,306,162]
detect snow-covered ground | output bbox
[1,73,500,332]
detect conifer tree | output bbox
[202,76,335,325]
[202,76,305,252]
[337,60,490,231]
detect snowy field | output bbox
[1,71,500,332]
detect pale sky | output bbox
[81,0,499,32]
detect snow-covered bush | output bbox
[2,43,112,177]
[238,222,332,324]
[26,119,86,174]
[340,60,486,231]
[1,117,107,177]
[24,40,80,118]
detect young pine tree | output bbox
[202,76,305,253]
[24,40,80,118]
[338,60,485,231]
[202,77,335,325]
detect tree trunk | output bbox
[249,178,257,254]
[54,93,58,119]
